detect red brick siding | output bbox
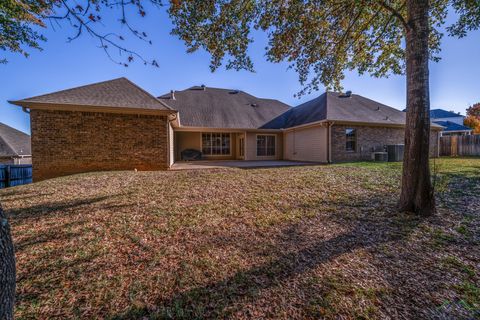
[331,124,440,162]
[30,110,169,180]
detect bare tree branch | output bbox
[46,0,162,66]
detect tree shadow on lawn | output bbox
[11,194,137,313]
[366,170,480,320]
[110,193,424,319]
[10,193,135,252]
[4,192,134,223]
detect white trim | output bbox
[282,120,328,132]
[9,101,175,116]
[175,126,282,133]
[283,119,443,132]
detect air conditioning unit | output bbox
[372,152,388,162]
[386,144,405,162]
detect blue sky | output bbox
[1,5,479,134]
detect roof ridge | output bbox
[121,78,174,111]
[159,86,292,106]
[431,108,461,117]
[260,98,292,108]
[9,78,175,112]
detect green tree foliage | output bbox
[2,1,479,88]
[0,0,51,63]
[168,0,479,94]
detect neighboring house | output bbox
[430,109,473,136]
[10,78,442,181]
[0,122,32,165]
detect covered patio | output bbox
[170,160,318,170]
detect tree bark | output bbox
[399,0,436,216]
[0,204,16,320]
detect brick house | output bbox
[10,78,442,180]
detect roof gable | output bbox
[11,78,172,111]
[0,123,31,157]
[325,92,406,125]
[266,92,409,129]
[159,87,291,129]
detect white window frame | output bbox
[256,134,276,157]
[201,132,232,156]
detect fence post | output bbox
[5,165,10,188]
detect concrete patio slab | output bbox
[171,160,320,170]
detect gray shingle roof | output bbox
[433,121,472,132]
[0,123,31,157]
[430,109,462,119]
[11,78,172,111]
[263,92,442,129]
[158,87,291,128]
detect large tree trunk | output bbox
[399,0,435,216]
[0,204,16,320]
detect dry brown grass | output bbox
[1,158,479,319]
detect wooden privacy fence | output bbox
[440,135,480,156]
[0,165,33,189]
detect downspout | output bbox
[167,112,180,168]
[327,121,335,163]
[166,120,171,168]
[167,113,178,168]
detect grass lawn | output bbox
[1,157,479,319]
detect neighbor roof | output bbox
[10,78,172,111]
[263,92,423,129]
[433,121,472,132]
[158,86,291,128]
[430,109,462,119]
[0,123,31,157]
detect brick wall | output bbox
[30,109,169,181]
[331,124,440,162]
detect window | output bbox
[346,128,357,152]
[202,133,230,155]
[256,135,276,156]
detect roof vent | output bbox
[339,90,352,98]
[201,84,206,91]
[170,90,175,100]
[250,103,258,108]
[230,90,240,94]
